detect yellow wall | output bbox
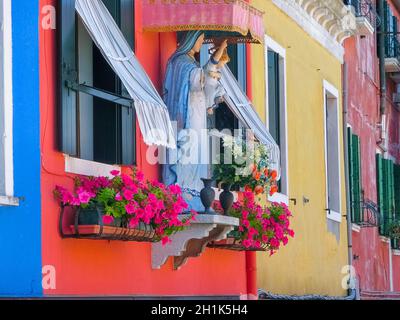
[252,0,349,296]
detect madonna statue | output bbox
[162,31,228,211]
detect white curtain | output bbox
[75,0,176,149]
[220,66,281,175]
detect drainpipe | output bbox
[245,41,257,301]
[342,62,355,296]
[377,0,387,150]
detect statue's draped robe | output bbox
[163,51,221,212]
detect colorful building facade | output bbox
[251,0,356,296]
[344,0,400,297]
[39,0,253,298]
[2,0,400,300]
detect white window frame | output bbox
[0,0,18,206]
[264,35,289,206]
[323,80,341,222]
[65,155,121,178]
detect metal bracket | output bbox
[66,81,134,109]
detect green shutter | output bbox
[58,0,77,156]
[377,154,385,234]
[348,129,362,223]
[352,134,362,223]
[394,164,400,247]
[388,160,395,232]
[384,1,395,57]
[383,159,389,235]
[348,128,355,221]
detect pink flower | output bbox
[162,237,172,246]
[78,191,92,204]
[270,238,280,248]
[136,171,145,182]
[125,203,136,215]
[115,193,123,201]
[169,184,182,195]
[122,174,134,187]
[71,197,81,206]
[248,227,259,237]
[110,170,120,176]
[242,239,253,248]
[103,215,114,225]
[123,189,134,201]
[129,219,139,228]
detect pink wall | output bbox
[344,0,400,292]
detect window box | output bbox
[208,230,268,252]
[59,206,158,243]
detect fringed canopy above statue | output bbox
[142,0,265,44]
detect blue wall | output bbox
[0,0,42,297]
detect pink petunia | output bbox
[110,170,120,176]
[78,191,92,204]
[162,237,172,246]
[123,189,134,201]
[115,193,123,201]
[103,215,114,225]
[168,184,182,195]
[242,239,253,248]
[125,203,136,215]
[136,171,145,182]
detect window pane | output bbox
[268,50,280,146]
[326,94,340,213]
[76,0,136,165]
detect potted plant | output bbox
[54,168,197,244]
[211,192,294,254]
[213,135,279,214]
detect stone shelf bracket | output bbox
[152,214,239,270]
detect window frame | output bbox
[0,0,18,206]
[323,80,342,223]
[58,0,136,169]
[264,35,289,206]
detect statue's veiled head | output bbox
[174,31,205,58]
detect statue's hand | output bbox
[207,107,214,115]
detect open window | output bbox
[323,80,342,223]
[59,0,135,165]
[265,36,289,204]
[58,0,175,169]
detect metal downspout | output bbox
[342,62,355,294]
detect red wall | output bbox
[344,0,400,293]
[39,0,247,297]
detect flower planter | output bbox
[59,206,158,243]
[208,235,268,252]
[77,207,122,227]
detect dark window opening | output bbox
[59,0,136,165]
